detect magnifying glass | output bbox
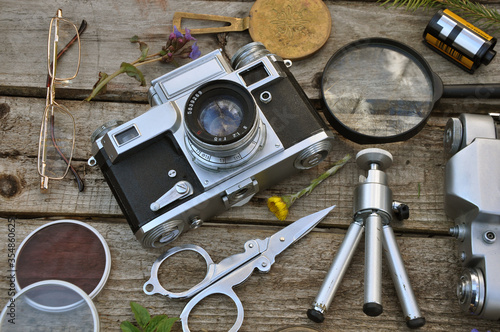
[321,38,500,144]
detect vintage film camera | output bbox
[88,43,335,248]
[444,113,500,319]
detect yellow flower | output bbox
[267,196,290,221]
[266,154,351,221]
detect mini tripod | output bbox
[307,148,425,328]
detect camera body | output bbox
[89,43,335,248]
[444,113,500,319]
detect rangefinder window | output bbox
[114,125,140,146]
[240,63,269,86]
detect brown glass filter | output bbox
[15,220,111,298]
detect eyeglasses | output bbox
[38,9,86,192]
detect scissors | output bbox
[143,205,335,331]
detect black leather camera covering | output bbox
[94,132,204,233]
[252,62,329,148]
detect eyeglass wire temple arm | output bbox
[44,17,87,192]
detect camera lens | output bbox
[198,94,244,138]
[185,80,256,146]
[184,80,265,169]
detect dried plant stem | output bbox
[380,0,500,30]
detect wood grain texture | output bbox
[0,95,451,233]
[0,219,498,331]
[1,0,500,331]
[2,0,500,100]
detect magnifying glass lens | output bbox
[322,41,435,142]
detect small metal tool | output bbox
[307,148,425,328]
[172,0,331,60]
[144,205,335,332]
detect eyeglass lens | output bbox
[48,17,80,83]
[38,103,75,180]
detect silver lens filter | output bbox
[0,220,111,331]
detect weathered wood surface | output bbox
[1,0,500,331]
[0,219,497,332]
[0,95,452,233]
[2,0,500,101]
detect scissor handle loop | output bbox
[180,252,261,332]
[143,244,214,298]
[180,285,244,332]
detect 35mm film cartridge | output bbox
[423,9,497,73]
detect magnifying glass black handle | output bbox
[442,84,500,99]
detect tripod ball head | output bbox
[356,148,393,171]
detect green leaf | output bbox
[144,314,167,332]
[120,62,146,86]
[156,317,179,332]
[138,41,149,61]
[130,302,151,329]
[129,35,149,61]
[85,72,110,101]
[120,321,141,332]
[92,72,109,93]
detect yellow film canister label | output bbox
[423,9,497,73]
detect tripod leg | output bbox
[382,224,425,328]
[364,213,384,316]
[307,220,364,323]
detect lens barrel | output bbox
[184,80,265,169]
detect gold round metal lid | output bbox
[274,327,321,332]
[249,0,331,60]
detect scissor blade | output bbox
[263,205,335,265]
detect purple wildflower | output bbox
[189,42,201,60]
[185,28,196,41]
[170,25,183,40]
[173,26,183,38]
[162,52,174,63]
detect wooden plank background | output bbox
[1,0,500,331]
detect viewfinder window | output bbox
[240,63,269,86]
[114,126,140,146]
